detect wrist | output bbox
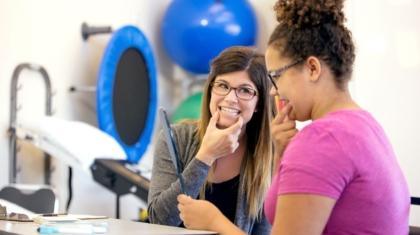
[208,211,226,232]
[196,151,214,166]
[274,146,285,158]
[210,213,245,235]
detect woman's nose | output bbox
[224,89,238,102]
[270,86,278,96]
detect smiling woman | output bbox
[148,46,276,235]
[208,71,259,130]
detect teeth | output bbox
[220,107,240,114]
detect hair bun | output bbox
[274,0,346,28]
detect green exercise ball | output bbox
[172,92,203,123]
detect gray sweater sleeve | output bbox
[147,122,210,226]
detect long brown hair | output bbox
[196,46,276,219]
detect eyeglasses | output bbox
[210,82,259,101]
[268,58,303,90]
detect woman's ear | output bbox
[306,56,322,82]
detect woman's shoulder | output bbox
[171,121,198,137]
[171,121,201,163]
[171,121,200,148]
[300,109,374,135]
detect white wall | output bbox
[349,0,420,226]
[0,0,418,227]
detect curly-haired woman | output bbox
[177,1,410,234]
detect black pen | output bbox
[41,213,68,217]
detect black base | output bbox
[90,158,150,218]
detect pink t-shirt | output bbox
[265,110,410,234]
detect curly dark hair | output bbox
[269,0,355,89]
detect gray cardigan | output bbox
[147,122,271,235]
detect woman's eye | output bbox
[218,83,229,89]
[238,88,252,94]
[272,74,281,80]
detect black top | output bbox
[179,174,240,228]
[205,174,240,223]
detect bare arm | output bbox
[270,194,336,235]
[270,104,298,177]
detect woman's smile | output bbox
[219,106,241,116]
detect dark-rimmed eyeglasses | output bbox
[268,58,303,90]
[210,82,259,101]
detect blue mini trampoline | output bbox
[96,26,157,163]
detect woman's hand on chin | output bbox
[196,112,243,165]
[271,104,298,166]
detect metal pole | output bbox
[9,63,53,185]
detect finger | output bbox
[271,119,296,132]
[233,142,240,151]
[277,128,299,140]
[277,103,291,123]
[226,116,243,133]
[237,116,243,127]
[177,194,192,204]
[271,124,297,139]
[272,129,298,152]
[272,103,292,125]
[208,111,220,128]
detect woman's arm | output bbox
[148,114,245,225]
[147,128,210,226]
[250,209,272,235]
[270,104,298,176]
[270,194,336,235]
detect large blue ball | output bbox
[161,0,257,74]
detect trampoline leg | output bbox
[116,194,120,219]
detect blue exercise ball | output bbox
[161,0,257,74]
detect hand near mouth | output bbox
[196,111,243,165]
[270,103,299,174]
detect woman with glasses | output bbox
[177,0,410,234]
[148,46,275,234]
